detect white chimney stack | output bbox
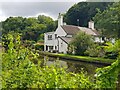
[88,20,94,30]
[63,22,67,25]
[58,13,63,26]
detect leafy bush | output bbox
[2,32,22,51]
[95,56,120,88]
[67,44,74,55]
[85,43,105,57]
[103,40,120,59]
[2,34,120,89]
[95,40,120,88]
[85,40,120,59]
[34,43,44,51]
[23,40,35,48]
[2,34,94,88]
[70,32,94,55]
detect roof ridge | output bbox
[62,25,79,27]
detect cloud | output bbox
[1,2,80,21]
[0,0,85,2]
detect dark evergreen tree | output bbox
[64,2,113,27]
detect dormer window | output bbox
[48,35,52,40]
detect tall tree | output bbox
[2,17,25,34]
[38,15,57,32]
[2,15,57,41]
[64,2,113,27]
[94,2,120,39]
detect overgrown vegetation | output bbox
[1,34,120,89]
[64,2,113,27]
[69,32,94,55]
[94,2,120,39]
[2,34,94,88]
[84,40,120,59]
[1,2,120,89]
[69,31,119,59]
[2,15,57,42]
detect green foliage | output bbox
[2,34,120,89]
[2,34,94,88]
[85,40,120,59]
[2,33,39,88]
[67,44,74,54]
[23,40,35,49]
[95,56,120,88]
[94,2,120,39]
[34,43,44,51]
[95,40,120,88]
[104,40,120,52]
[103,40,120,59]
[2,15,57,41]
[2,17,25,34]
[85,43,105,57]
[95,61,119,88]
[70,32,94,55]
[33,65,93,88]
[2,32,22,51]
[64,2,112,27]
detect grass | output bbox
[58,54,115,63]
[37,51,116,65]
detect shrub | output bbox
[70,32,94,55]
[23,40,35,48]
[34,44,44,51]
[2,33,94,88]
[85,43,105,57]
[2,34,119,89]
[103,40,120,59]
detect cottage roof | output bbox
[61,25,99,36]
[78,27,99,36]
[58,36,72,44]
[61,25,80,35]
[45,32,54,34]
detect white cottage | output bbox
[44,13,103,53]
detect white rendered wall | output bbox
[94,37,104,43]
[44,33,54,46]
[54,26,67,37]
[44,33,58,51]
[58,38,68,54]
[66,35,73,37]
[44,25,67,52]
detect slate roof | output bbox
[61,25,99,36]
[61,25,80,35]
[78,27,99,36]
[58,36,72,44]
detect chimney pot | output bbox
[58,13,63,26]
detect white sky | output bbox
[0,0,86,21]
[0,0,85,2]
[1,0,118,21]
